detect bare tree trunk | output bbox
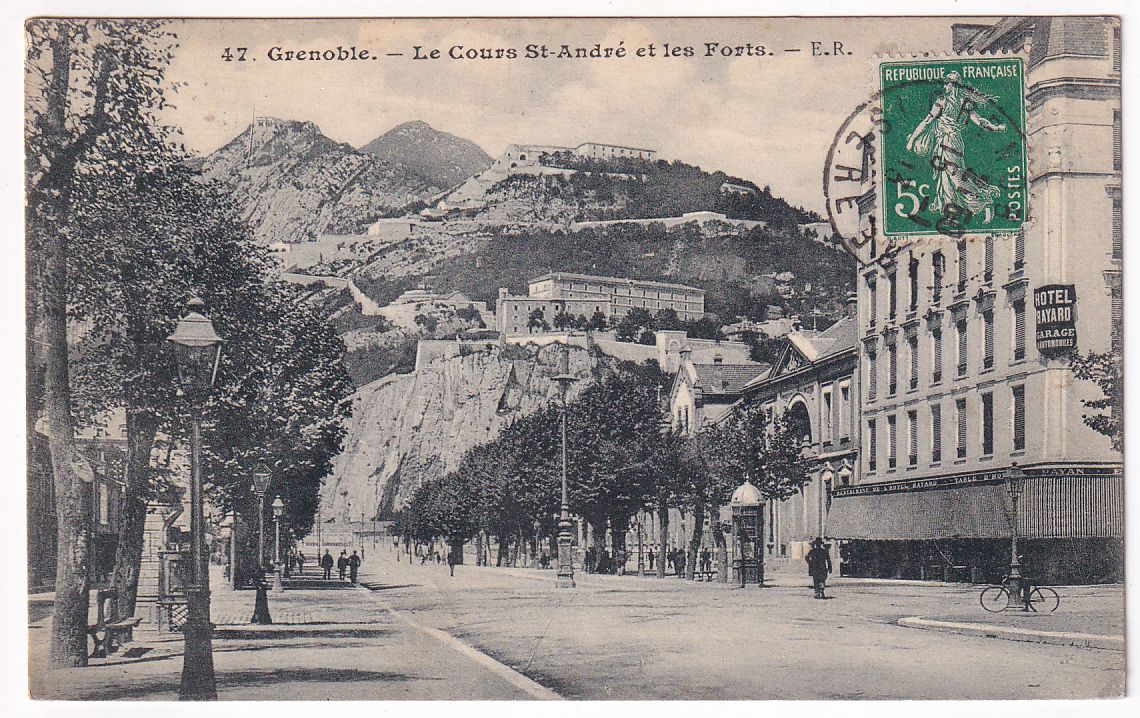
[686,500,705,580]
[112,410,158,619]
[610,515,629,574]
[713,521,729,583]
[656,493,669,579]
[589,518,608,572]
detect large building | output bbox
[828,17,1123,584]
[496,272,705,335]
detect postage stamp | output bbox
[878,57,1028,237]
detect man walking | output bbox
[348,550,362,584]
[447,547,459,577]
[647,549,655,572]
[296,551,305,576]
[321,550,334,580]
[806,538,833,599]
[337,550,348,581]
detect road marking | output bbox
[356,582,563,700]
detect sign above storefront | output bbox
[1034,284,1077,353]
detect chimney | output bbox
[791,316,802,333]
[846,291,858,318]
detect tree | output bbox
[527,308,550,332]
[652,309,684,331]
[26,19,183,667]
[587,308,608,331]
[1071,350,1123,453]
[552,311,575,330]
[614,308,653,342]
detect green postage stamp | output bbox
[879,56,1028,237]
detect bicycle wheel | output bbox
[980,585,1008,612]
[1027,586,1060,613]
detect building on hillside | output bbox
[738,311,859,566]
[721,316,799,341]
[720,181,757,196]
[828,17,1122,584]
[496,272,705,335]
[670,351,769,435]
[574,142,657,161]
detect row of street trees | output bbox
[26,20,353,667]
[396,357,809,580]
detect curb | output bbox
[898,616,1124,651]
[213,623,392,640]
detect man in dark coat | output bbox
[806,538,833,599]
[337,550,348,581]
[348,550,362,584]
[321,550,334,580]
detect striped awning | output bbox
[827,470,1123,541]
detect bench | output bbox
[88,589,143,659]
[693,570,716,582]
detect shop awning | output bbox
[827,473,1123,541]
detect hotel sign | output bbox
[1034,284,1077,353]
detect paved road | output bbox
[358,549,1124,700]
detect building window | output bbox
[1114,25,1122,72]
[887,270,897,320]
[984,235,994,283]
[908,334,919,390]
[1012,385,1026,452]
[1013,299,1026,361]
[983,310,994,369]
[887,343,897,396]
[956,318,968,377]
[1113,111,1122,172]
[887,414,897,469]
[931,402,942,463]
[839,383,851,439]
[1112,197,1122,261]
[932,252,945,304]
[821,388,833,444]
[907,410,918,467]
[956,398,967,459]
[1014,231,1025,270]
[908,257,919,312]
[957,240,967,293]
[932,327,943,383]
[867,348,878,400]
[867,419,877,472]
[867,276,878,328]
[981,391,994,456]
[1111,283,1123,351]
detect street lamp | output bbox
[167,297,222,701]
[730,480,763,588]
[552,345,579,589]
[250,462,272,624]
[532,518,542,568]
[633,514,646,577]
[271,495,285,591]
[1005,462,1027,610]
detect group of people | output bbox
[317,549,362,583]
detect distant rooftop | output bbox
[530,271,705,295]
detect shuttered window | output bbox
[932,252,944,304]
[956,319,968,376]
[888,343,897,395]
[868,277,877,327]
[868,419,877,472]
[1111,284,1123,351]
[931,403,942,463]
[887,270,897,319]
[1114,26,1122,72]
[868,348,878,400]
[1112,198,1122,261]
[1012,385,1026,452]
[1113,111,1121,171]
[908,334,919,390]
[981,392,994,455]
[888,414,897,469]
[907,410,918,467]
[984,235,994,282]
[957,240,967,291]
[1014,231,1025,269]
[956,398,967,459]
[1013,300,1026,361]
[983,310,994,369]
[908,257,919,312]
[932,328,943,382]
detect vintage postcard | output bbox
[24,16,1124,701]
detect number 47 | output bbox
[221,47,248,62]
[895,181,930,218]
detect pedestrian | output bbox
[647,549,655,572]
[586,547,597,573]
[701,548,712,574]
[348,550,362,584]
[448,547,460,577]
[806,537,833,599]
[297,551,305,575]
[337,550,348,581]
[321,550,334,580]
[676,549,687,578]
[436,551,442,564]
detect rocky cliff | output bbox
[360,120,492,191]
[323,342,609,522]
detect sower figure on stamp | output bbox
[806,538,833,599]
[905,71,1007,224]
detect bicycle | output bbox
[979,575,1060,613]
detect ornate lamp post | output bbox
[730,480,763,588]
[271,495,285,591]
[633,514,646,577]
[552,347,579,589]
[250,462,273,624]
[167,297,222,701]
[1005,462,1027,610]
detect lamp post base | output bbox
[272,566,284,592]
[179,586,217,701]
[250,576,272,625]
[556,527,575,589]
[1006,563,1025,611]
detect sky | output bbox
[163,17,961,213]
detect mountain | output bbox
[197,118,438,244]
[360,120,492,192]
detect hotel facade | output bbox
[827,17,1123,584]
